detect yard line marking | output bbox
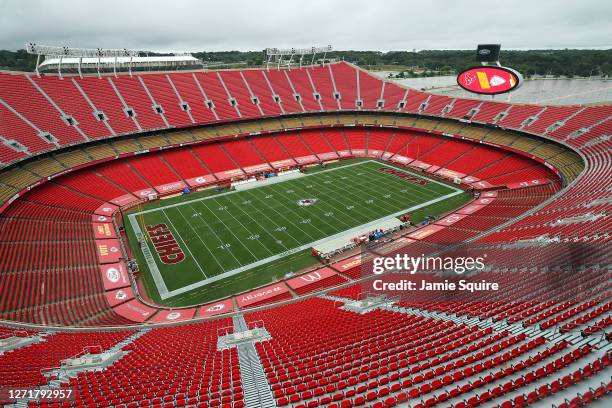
[219,199,277,256]
[171,205,228,273]
[129,160,467,300]
[296,161,436,215]
[225,196,292,252]
[286,164,418,222]
[327,161,445,204]
[183,201,244,267]
[286,181,366,228]
[162,208,209,279]
[255,184,336,236]
[241,188,323,240]
[333,172,437,210]
[198,200,261,261]
[348,164,447,208]
[272,167,394,226]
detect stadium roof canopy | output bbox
[26,43,203,77]
[38,55,202,72]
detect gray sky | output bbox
[1,0,611,52]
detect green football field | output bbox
[125,160,471,306]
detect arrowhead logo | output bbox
[489,75,506,87]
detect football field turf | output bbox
[125,160,470,305]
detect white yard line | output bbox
[225,198,292,252]
[180,202,243,267]
[202,202,257,264]
[247,186,332,236]
[162,209,208,279]
[278,182,357,230]
[238,189,315,245]
[221,204,280,256]
[289,169,431,221]
[287,162,449,223]
[345,170,443,206]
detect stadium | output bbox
[0,2,610,407]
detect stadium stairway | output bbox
[232,314,276,408]
[237,343,277,408]
[233,314,250,332]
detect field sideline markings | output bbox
[247,183,333,236]
[131,160,381,216]
[345,168,444,208]
[215,199,280,256]
[248,161,431,234]
[288,162,447,222]
[127,215,170,297]
[290,165,389,222]
[171,206,226,278]
[281,181,357,230]
[133,159,461,218]
[155,188,464,299]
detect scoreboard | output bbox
[457,66,523,95]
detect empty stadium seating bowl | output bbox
[0,61,610,407]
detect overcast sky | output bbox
[1,0,611,52]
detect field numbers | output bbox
[346,205,355,210]
[192,212,202,217]
[300,219,312,224]
[218,206,228,211]
[217,243,231,250]
[383,194,391,198]
[324,212,334,217]
[274,226,287,232]
[247,234,260,240]
[242,200,252,205]
[365,199,374,204]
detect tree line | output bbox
[1,49,610,78]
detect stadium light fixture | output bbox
[264,45,332,70]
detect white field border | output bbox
[128,160,464,299]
